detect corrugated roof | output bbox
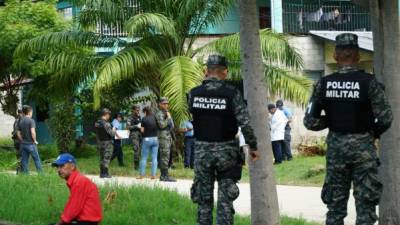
[309,31,373,52]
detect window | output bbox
[59,7,73,20]
[259,7,271,29]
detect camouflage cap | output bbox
[206,54,228,68]
[335,33,358,48]
[158,97,169,104]
[101,108,111,116]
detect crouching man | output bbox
[50,153,102,225]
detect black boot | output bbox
[159,169,176,182]
[100,166,112,178]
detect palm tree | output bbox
[14,0,312,125]
[237,0,280,224]
[369,1,400,224]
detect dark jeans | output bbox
[282,125,293,160]
[111,139,124,166]
[48,222,98,225]
[272,140,284,164]
[184,137,195,168]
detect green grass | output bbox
[0,174,320,225]
[0,138,326,186]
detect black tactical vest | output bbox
[189,81,238,142]
[95,119,113,141]
[321,71,375,133]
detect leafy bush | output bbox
[297,136,327,157]
[48,101,76,153]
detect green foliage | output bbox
[0,174,321,225]
[15,0,312,126]
[297,137,327,157]
[0,0,68,116]
[48,100,77,153]
[196,29,313,106]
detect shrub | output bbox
[297,136,327,157]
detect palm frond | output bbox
[195,29,303,69]
[78,0,136,31]
[93,46,159,108]
[14,31,126,57]
[265,65,313,106]
[125,13,178,40]
[259,29,303,70]
[44,50,105,97]
[160,56,204,125]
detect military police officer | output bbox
[189,55,260,225]
[126,105,142,170]
[155,97,176,182]
[95,108,118,178]
[304,33,393,225]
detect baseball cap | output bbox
[52,153,76,167]
[276,100,284,107]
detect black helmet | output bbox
[206,55,228,68]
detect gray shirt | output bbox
[18,116,36,144]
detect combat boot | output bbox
[159,169,176,182]
[100,166,112,178]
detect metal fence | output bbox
[95,0,139,37]
[283,1,371,33]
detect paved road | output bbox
[89,175,359,225]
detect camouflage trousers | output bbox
[322,132,382,225]
[191,140,242,225]
[130,132,141,168]
[14,141,22,174]
[98,140,113,169]
[158,134,172,171]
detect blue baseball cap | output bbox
[52,153,76,167]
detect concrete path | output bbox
[88,175,359,225]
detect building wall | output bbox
[0,104,15,138]
[287,35,325,72]
[204,0,270,34]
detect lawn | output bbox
[0,140,326,186]
[0,174,321,225]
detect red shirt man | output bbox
[52,153,102,225]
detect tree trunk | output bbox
[370,1,400,224]
[238,0,280,225]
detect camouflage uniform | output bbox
[155,109,173,174]
[304,65,393,225]
[12,117,22,174]
[95,118,116,177]
[126,114,142,169]
[190,77,257,225]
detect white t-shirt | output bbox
[270,109,288,141]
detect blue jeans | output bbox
[140,137,159,176]
[21,143,42,173]
[184,137,195,168]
